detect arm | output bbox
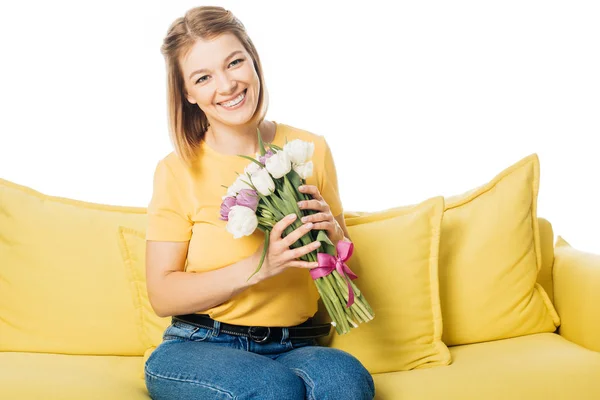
[553,238,600,352]
[145,240,261,318]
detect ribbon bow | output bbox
[310,240,358,307]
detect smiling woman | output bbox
[160,7,269,166]
[143,5,374,400]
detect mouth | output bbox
[217,89,247,109]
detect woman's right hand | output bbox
[251,213,321,282]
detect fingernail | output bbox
[287,214,297,220]
[301,217,308,223]
[314,241,321,248]
[305,222,313,229]
[298,185,305,191]
[297,201,304,208]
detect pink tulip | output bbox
[236,189,259,212]
[219,196,237,221]
[259,149,274,165]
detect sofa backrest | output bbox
[0,178,149,356]
[538,217,555,304]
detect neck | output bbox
[205,120,272,156]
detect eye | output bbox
[195,75,208,84]
[229,58,244,68]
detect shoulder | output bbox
[152,151,194,185]
[156,151,191,172]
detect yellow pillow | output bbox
[117,226,171,349]
[328,196,452,373]
[439,154,560,346]
[0,178,149,355]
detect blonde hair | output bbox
[160,6,269,167]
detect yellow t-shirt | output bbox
[145,122,344,326]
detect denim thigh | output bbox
[145,320,306,400]
[275,345,376,400]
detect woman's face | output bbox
[180,33,260,128]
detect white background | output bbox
[1,1,598,253]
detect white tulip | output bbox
[283,140,314,165]
[226,206,258,239]
[244,160,262,176]
[293,161,314,179]
[265,150,292,179]
[222,175,253,200]
[250,167,275,196]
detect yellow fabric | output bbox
[118,227,171,349]
[537,218,555,303]
[0,352,148,400]
[327,197,452,373]
[144,122,344,327]
[0,178,148,355]
[372,333,600,400]
[439,154,560,346]
[554,236,600,352]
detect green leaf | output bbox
[283,175,300,202]
[269,143,283,151]
[247,230,269,281]
[257,128,266,156]
[238,154,263,167]
[316,230,336,256]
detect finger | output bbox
[287,260,320,269]
[297,199,328,212]
[300,212,331,224]
[285,240,321,260]
[271,213,297,240]
[282,222,314,248]
[298,185,323,200]
[311,221,335,231]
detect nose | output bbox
[215,72,237,96]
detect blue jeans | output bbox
[145,318,375,399]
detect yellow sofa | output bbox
[2,153,600,399]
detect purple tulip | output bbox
[259,149,274,165]
[219,196,237,221]
[236,189,259,212]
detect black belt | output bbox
[172,314,331,343]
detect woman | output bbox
[144,6,375,399]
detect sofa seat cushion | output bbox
[372,333,600,399]
[0,352,149,400]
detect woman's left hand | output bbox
[297,184,344,245]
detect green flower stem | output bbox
[332,272,374,320]
[349,304,364,323]
[315,281,341,335]
[356,295,375,320]
[325,274,358,326]
[331,273,372,322]
[316,280,343,334]
[318,278,346,333]
[321,275,350,334]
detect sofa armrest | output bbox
[553,237,600,352]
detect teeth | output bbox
[220,91,245,108]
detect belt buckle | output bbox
[248,326,271,343]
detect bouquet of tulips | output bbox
[219,129,374,335]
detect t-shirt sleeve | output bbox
[319,137,344,217]
[146,159,193,241]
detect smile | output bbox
[218,89,247,109]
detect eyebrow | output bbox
[188,50,244,80]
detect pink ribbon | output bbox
[310,241,358,307]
